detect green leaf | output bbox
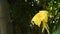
[54,25,60,34]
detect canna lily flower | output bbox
[31,10,50,34]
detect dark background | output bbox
[6,0,60,34]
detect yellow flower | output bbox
[31,10,50,34]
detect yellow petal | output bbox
[31,10,48,27]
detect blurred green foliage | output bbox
[8,0,60,34]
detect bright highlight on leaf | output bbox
[31,10,50,34]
